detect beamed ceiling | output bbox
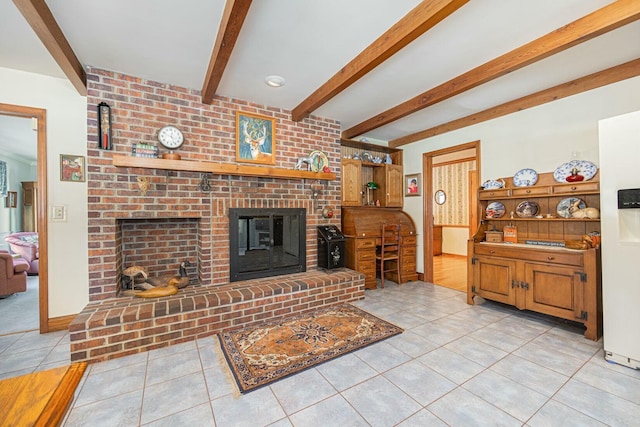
[1,0,640,152]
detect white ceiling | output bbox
[1,0,639,162]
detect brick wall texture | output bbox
[86,68,343,301]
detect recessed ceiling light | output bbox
[265,75,286,87]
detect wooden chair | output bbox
[376,223,401,288]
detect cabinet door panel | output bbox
[341,159,362,206]
[386,164,403,207]
[473,256,517,305]
[524,263,583,321]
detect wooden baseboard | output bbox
[48,314,76,332]
[0,362,87,427]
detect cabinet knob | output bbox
[489,250,495,254]
[526,189,531,193]
[547,256,555,260]
[571,186,577,190]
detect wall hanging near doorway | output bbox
[0,160,6,196]
[60,154,85,182]
[97,102,113,150]
[5,191,16,208]
[405,173,421,196]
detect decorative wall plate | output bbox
[513,168,538,187]
[553,160,597,183]
[516,200,539,217]
[557,197,586,218]
[486,201,506,219]
[309,150,329,172]
[361,152,373,162]
[482,179,505,189]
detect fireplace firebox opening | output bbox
[229,208,306,282]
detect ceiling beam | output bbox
[13,0,86,96]
[201,0,252,104]
[389,58,640,147]
[343,0,640,140]
[291,0,468,122]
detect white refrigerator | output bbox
[598,110,640,370]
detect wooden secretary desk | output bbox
[341,207,418,289]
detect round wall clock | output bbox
[158,125,184,159]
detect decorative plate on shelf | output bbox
[513,168,538,187]
[486,201,506,219]
[361,151,373,162]
[516,200,539,218]
[309,150,329,173]
[553,160,597,183]
[557,197,586,218]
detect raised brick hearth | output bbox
[70,270,365,363]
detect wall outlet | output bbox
[50,205,66,222]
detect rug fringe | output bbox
[212,334,241,398]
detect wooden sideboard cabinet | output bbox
[468,171,602,340]
[342,207,418,289]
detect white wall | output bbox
[402,76,640,274]
[442,227,468,255]
[0,67,88,318]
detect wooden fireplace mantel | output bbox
[112,155,337,181]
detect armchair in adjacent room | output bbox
[0,250,28,296]
[4,232,39,275]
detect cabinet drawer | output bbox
[358,250,376,261]
[511,186,550,197]
[358,260,376,273]
[402,236,417,245]
[526,251,583,267]
[553,182,599,194]
[402,262,416,272]
[479,189,511,200]
[402,246,417,256]
[474,244,583,267]
[356,238,377,249]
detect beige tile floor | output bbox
[1,281,639,426]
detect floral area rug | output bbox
[218,303,403,393]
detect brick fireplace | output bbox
[70,69,366,363]
[85,68,342,300]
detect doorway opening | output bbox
[422,141,480,291]
[0,102,48,333]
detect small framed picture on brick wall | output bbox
[236,111,276,165]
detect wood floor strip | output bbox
[433,253,467,292]
[0,362,87,427]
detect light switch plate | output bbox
[50,205,66,222]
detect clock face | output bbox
[158,126,184,149]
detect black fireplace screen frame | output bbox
[229,208,306,282]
